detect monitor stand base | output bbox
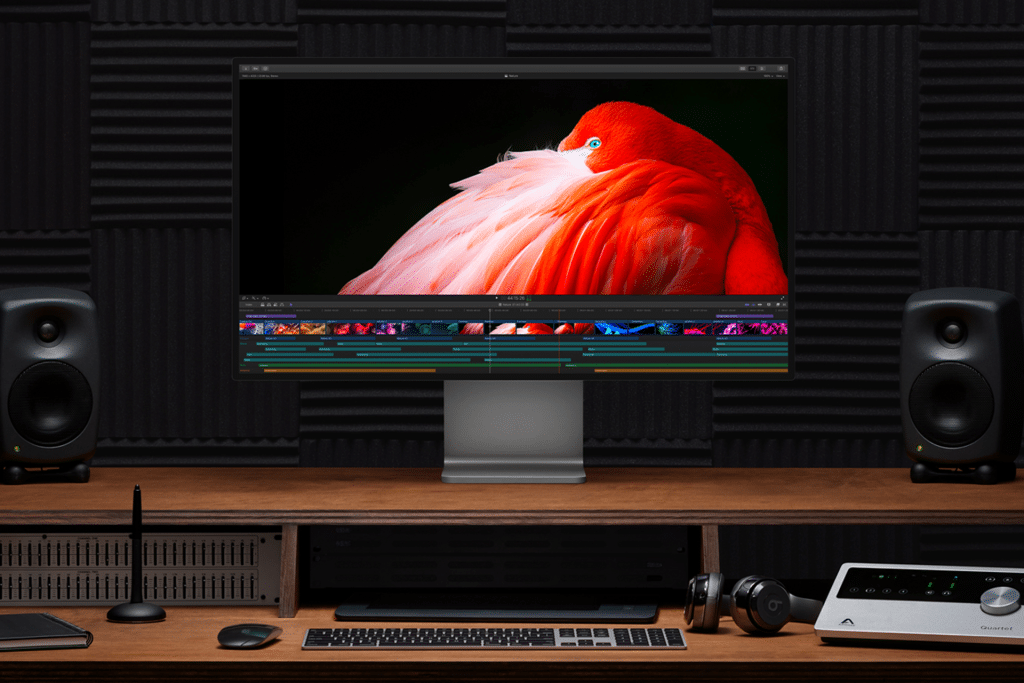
[442,380,585,484]
[442,462,586,484]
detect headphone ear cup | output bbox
[684,572,724,632]
[730,575,792,635]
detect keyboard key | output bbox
[665,629,685,645]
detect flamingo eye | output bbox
[586,137,602,150]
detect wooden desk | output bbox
[2,467,1023,618]
[4,466,1020,527]
[1,604,1021,682]
[2,467,1023,680]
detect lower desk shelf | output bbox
[1,604,1022,682]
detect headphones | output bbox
[684,573,823,635]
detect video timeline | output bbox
[237,312,790,376]
[240,321,789,337]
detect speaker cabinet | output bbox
[0,288,100,484]
[900,287,1024,484]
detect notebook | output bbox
[0,613,93,651]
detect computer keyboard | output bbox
[303,627,686,649]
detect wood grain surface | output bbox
[1,604,1021,682]
[4,465,1023,677]
[1,467,1021,526]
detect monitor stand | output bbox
[441,380,585,484]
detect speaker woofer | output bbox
[7,361,93,447]
[908,362,994,448]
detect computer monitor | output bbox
[233,58,794,483]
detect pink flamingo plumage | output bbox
[340,102,786,296]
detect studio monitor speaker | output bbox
[0,287,99,484]
[900,287,1024,484]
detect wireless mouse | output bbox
[217,623,282,649]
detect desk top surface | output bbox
[2,604,1022,668]
[1,467,1022,525]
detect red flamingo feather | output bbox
[340,102,786,296]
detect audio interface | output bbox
[815,563,1024,646]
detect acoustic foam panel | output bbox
[714,24,919,235]
[296,0,506,58]
[920,0,1024,24]
[714,437,909,468]
[587,382,712,442]
[0,22,90,233]
[91,228,300,442]
[711,0,918,25]
[299,0,506,23]
[90,23,298,229]
[508,0,709,26]
[300,383,443,441]
[713,233,918,445]
[0,232,91,290]
[296,382,714,467]
[300,435,444,467]
[298,22,506,58]
[0,1,90,21]
[919,26,1024,232]
[920,231,1024,298]
[92,0,297,23]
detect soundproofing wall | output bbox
[2,1,1022,579]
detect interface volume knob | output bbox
[980,587,1021,616]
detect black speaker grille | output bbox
[8,361,93,447]
[908,362,994,448]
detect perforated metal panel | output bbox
[0,531,280,606]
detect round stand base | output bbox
[910,461,1017,485]
[2,462,90,485]
[107,601,166,623]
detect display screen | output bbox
[233,59,794,380]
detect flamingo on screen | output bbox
[340,102,787,296]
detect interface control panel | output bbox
[815,563,1024,646]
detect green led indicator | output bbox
[928,581,934,588]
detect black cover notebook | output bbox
[0,613,93,651]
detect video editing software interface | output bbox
[234,59,794,380]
